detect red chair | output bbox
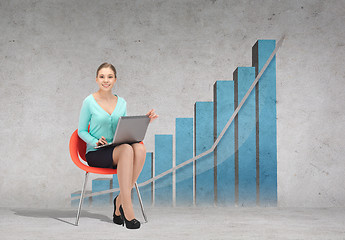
[69,129,148,226]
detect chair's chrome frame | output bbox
[75,172,148,226]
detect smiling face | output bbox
[96,67,116,91]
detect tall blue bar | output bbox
[132,152,153,206]
[176,118,194,206]
[195,102,214,205]
[234,67,256,206]
[155,134,173,206]
[214,81,235,206]
[252,40,277,206]
[92,178,112,206]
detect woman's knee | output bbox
[120,143,134,156]
[133,143,146,156]
[113,144,134,163]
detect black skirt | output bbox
[85,146,117,169]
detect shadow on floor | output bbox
[11,208,113,226]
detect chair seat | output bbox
[73,159,117,174]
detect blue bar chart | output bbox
[71,39,278,208]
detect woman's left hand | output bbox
[146,109,159,123]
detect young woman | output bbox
[78,62,158,229]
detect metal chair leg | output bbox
[134,182,148,223]
[75,172,89,226]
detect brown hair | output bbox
[96,62,117,78]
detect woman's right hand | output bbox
[97,136,108,146]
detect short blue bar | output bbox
[214,81,235,206]
[252,40,277,206]
[155,134,173,206]
[234,67,256,206]
[132,152,153,206]
[175,118,194,206]
[92,178,112,206]
[195,101,214,205]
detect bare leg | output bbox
[112,144,135,220]
[131,143,147,186]
[114,143,146,216]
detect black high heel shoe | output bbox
[113,195,123,225]
[119,205,141,229]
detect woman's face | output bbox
[96,67,116,91]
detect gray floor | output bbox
[1,206,344,240]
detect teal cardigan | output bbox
[78,94,127,154]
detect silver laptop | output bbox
[94,115,150,149]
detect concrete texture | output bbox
[1,207,345,239]
[0,0,345,208]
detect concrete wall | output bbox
[0,0,344,208]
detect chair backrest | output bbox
[69,130,87,168]
[76,132,87,162]
[69,129,119,174]
[71,125,92,162]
